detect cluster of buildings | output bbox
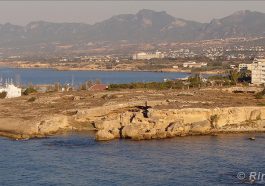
[203,47,224,60]
[203,46,265,60]
[132,49,198,60]
[59,55,120,63]
[132,51,165,60]
[133,45,265,61]
[166,49,197,59]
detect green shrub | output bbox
[0,91,7,99]
[257,102,265,106]
[255,88,265,99]
[23,87,37,95]
[255,92,264,99]
[108,81,184,91]
[28,97,36,102]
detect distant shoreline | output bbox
[0,62,223,75]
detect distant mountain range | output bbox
[1,9,265,47]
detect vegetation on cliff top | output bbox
[108,70,251,91]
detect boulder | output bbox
[110,128,121,138]
[121,125,140,139]
[96,130,115,141]
[165,121,188,137]
[94,120,120,130]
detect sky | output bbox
[1,1,265,25]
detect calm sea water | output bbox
[0,132,264,186]
[0,68,189,85]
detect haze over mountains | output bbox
[1,9,265,47]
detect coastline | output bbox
[0,61,223,75]
[0,88,264,141]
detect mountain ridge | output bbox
[0,9,265,47]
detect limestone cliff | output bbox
[1,89,265,140]
[93,106,265,141]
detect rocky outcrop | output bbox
[0,115,70,139]
[95,130,115,141]
[93,106,265,141]
[1,96,265,141]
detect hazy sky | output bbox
[1,1,265,25]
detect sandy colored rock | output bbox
[96,130,115,141]
[37,115,69,134]
[121,125,140,139]
[1,89,265,140]
[190,120,211,133]
[249,110,261,121]
[109,128,121,138]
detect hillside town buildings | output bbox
[132,51,165,60]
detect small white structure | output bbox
[0,84,22,98]
[183,61,207,68]
[230,64,236,69]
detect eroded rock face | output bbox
[122,125,140,139]
[0,115,70,139]
[190,120,211,133]
[37,115,69,134]
[93,106,265,141]
[96,130,115,141]
[249,110,261,121]
[2,97,265,141]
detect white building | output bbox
[0,84,22,98]
[230,64,236,69]
[132,51,164,60]
[250,59,265,85]
[238,63,253,71]
[183,61,207,68]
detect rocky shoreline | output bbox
[2,105,265,141]
[0,89,265,140]
[94,106,265,141]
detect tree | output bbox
[188,74,203,88]
[23,87,37,95]
[238,70,251,83]
[228,70,240,85]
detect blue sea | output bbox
[0,68,189,85]
[0,132,264,186]
[0,67,263,185]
